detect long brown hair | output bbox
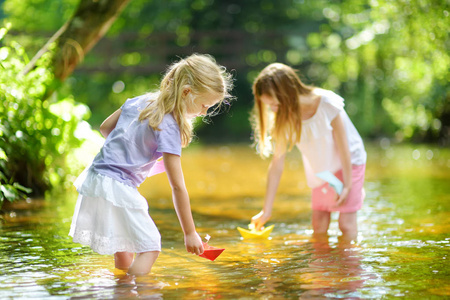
[139,54,233,147]
[251,63,313,157]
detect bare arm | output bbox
[331,114,352,206]
[163,152,203,255]
[251,144,287,230]
[99,109,121,138]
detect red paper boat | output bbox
[199,242,225,261]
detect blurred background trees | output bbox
[1,0,449,204]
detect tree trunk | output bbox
[23,0,131,82]
[54,0,132,81]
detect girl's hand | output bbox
[184,232,204,255]
[335,187,351,207]
[251,210,271,231]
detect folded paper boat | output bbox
[315,171,343,195]
[199,242,225,261]
[237,224,275,239]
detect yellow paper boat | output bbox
[237,224,275,239]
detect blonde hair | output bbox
[251,63,313,157]
[139,54,233,147]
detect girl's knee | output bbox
[338,222,355,235]
[312,210,331,233]
[338,213,358,239]
[127,251,160,276]
[313,224,329,234]
[115,252,135,270]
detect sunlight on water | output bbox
[0,143,449,299]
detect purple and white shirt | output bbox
[92,93,181,187]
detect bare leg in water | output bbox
[114,251,160,276]
[338,212,358,242]
[115,252,135,270]
[312,210,331,235]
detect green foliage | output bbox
[2,0,449,144]
[2,0,76,33]
[84,0,450,142]
[1,0,78,58]
[314,0,450,140]
[0,24,90,207]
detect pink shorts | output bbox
[311,164,366,213]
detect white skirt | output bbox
[69,167,161,255]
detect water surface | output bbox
[1,143,449,299]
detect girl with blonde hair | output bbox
[250,63,366,241]
[69,54,233,275]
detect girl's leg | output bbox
[127,251,160,276]
[338,212,358,241]
[312,210,331,234]
[115,252,135,270]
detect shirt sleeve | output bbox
[120,95,145,113]
[322,91,345,123]
[155,123,182,156]
[120,98,130,111]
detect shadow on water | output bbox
[0,142,449,299]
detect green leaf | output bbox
[13,182,32,194]
[0,185,17,201]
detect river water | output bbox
[1,143,449,299]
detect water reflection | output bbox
[241,239,285,298]
[294,234,371,299]
[112,272,167,299]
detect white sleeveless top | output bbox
[296,88,366,188]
